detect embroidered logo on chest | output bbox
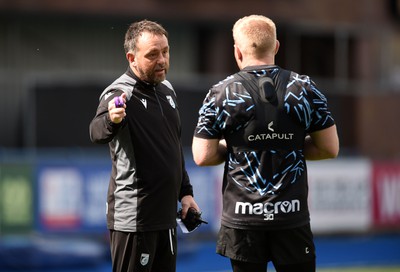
[140,98,147,109]
[166,95,176,109]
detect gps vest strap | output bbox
[226,68,305,152]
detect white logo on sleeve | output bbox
[104,92,114,100]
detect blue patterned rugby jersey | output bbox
[194,65,335,230]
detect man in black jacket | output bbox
[89,19,199,272]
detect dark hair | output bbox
[124,20,168,54]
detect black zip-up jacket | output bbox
[89,68,193,232]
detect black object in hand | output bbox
[177,207,208,232]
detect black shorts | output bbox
[216,223,315,266]
[109,228,177,272]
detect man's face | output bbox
[129,31,170,84]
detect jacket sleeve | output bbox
[179,164,194,201]
[89,90,124,144]
[178,144,194,201]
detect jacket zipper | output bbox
[153,86,164,117]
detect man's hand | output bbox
[180,195,200,219]
[108,93,127,124]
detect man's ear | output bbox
[274,40,280,55]
[126,52,135,65]
[234,45,243,62]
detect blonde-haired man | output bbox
[192,15,339,272]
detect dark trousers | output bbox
[109,228,177,272]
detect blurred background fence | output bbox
[1,152,400,236]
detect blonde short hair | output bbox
[232,15,277,58]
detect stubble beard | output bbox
[138,66,168,85]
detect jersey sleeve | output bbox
[307,81,335,133]
[194,78,255,139]
[285,74,335,133]
[194,88,223,139]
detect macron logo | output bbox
[104,92,113,100]
[140,98,147,109]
